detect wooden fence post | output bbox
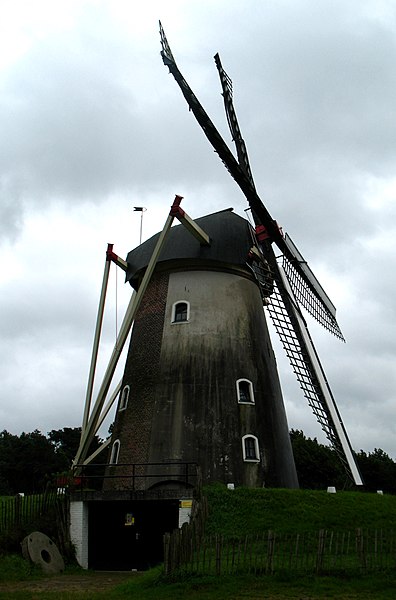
[215,534,222,576]
[316,529,326,573]
[266,530,275,574]
[356,528,366,570]
[14,494,21,526]
[163,532,171,576]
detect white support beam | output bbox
[95,379,122,432]
[81,247,112,434]
[81,437,111,466]
[75,195,213,469]
[73,203,177,467]
[106,245,128,271]
[170,195,210,245]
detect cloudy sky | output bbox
[1,0,396,461]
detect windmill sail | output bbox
[159,21,363,485]
[214,53,256,190]
[213,50,344,340]
[281,235,343,339]
[267,263,362,485]
[160,22,342,340]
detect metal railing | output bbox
[71,461,199,492]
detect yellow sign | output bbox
[180,500,192,508]
[125,513,135,526]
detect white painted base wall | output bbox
[69,500,89,569]
[179,499,193,527]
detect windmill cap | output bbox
[125,208,254,288]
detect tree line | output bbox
[0,427,395,494]
[290,429,396,493]
[0,428,101,495]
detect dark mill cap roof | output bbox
[125,208,254,288]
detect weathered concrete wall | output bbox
[110,266,297,489]
[147,269,297,488]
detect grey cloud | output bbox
[1,0,396,460]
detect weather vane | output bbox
[133,206,147,244]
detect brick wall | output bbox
[106,272,169,489]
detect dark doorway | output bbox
[88,499,179,570]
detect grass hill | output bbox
[203,484,396,536]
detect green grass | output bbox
[1,568,396,599]
[2,486,396,598]
[204,484,396,536]
[0,554,43,582]
[113,570,396,599]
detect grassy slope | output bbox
[204,484,396,535]
[116,487,396,598]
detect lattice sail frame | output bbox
[264,258,361,485]
[282,256,344,341]
[246,239,361,485]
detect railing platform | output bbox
[70,461,200,501]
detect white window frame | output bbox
[119,385,130,411]
[236,379,255,404]
[171,300,190,323]
[110,439,120,465]
[242,435,260,462]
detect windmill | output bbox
[69,26,364,571]
[157,23,362,487]
[73,26,362,492]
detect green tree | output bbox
[0,427,105,495]
[290,429,345,490]
[48,427,102,465]
[356,448,396,494]
[290,431,396,493]
[0,429,65,494]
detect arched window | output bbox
[242,435,260,462]
[171,301,190,323]
[119,385,130,411]
[110,440,120,465]
[236,379,255,404]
